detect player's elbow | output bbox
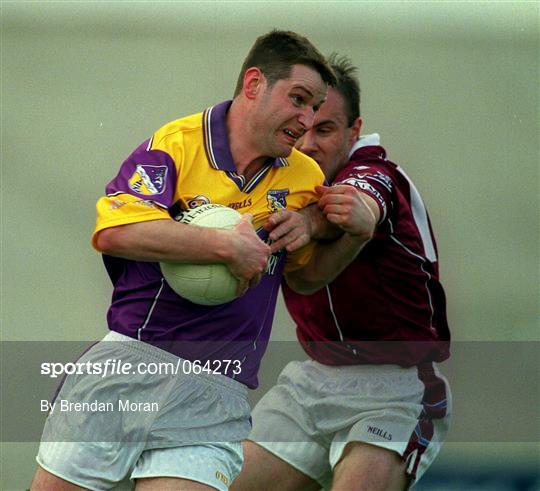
[94,227,126,255]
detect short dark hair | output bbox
[234,30,336,96]
[327,52,361,126]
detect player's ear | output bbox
[243,67,264,100]
[349,117,362,146]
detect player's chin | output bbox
[274,142,295,158]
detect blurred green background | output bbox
[2,1,538,489]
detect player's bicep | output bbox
[92,194,172,251]
[93,137,180,249]
[106,139,178,206]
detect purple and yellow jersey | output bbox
[92,101,324,388]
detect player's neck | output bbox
[227,99,267,178]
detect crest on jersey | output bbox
[266,189,289,213]
[128,164,167,196]
[188,195,211,208]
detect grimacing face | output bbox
[296,87,361,182]
[250,64,329,158]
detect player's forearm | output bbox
[285,233,369,294]
[95,220,232,264]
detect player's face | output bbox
[296,88,360,182]
[254,65,328,158]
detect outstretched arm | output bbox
[285,185,380,294]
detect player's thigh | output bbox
[247,362,333,486]
[30,465,89,491]
[331,441,409,491]
[231,440,320,491]
[135,476,215,490]
[132,443,242,491]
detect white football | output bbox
[160,204,242,305]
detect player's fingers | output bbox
[328,184,353,194]
[314,184,331,195]
[248,273,262,289]
[241,213,254,224]
[284,233,310,252]
[325,212,343,225]
[319,193,347,207]
[322,204,343,216]
[263,211,289,230]
[268,221,296,241]
[269,238,286,253]
[269,228,300,252]
[236,278,250,297]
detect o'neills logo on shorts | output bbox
[367,425,392,441]
[215,471,229,485]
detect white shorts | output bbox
[37,332,250,490]
[249,360,451,489]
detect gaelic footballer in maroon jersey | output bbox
[283,135,450,366]
[236,54,451,491]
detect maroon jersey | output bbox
[283,135,450,366]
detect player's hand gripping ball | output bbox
[160,204,242,305]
